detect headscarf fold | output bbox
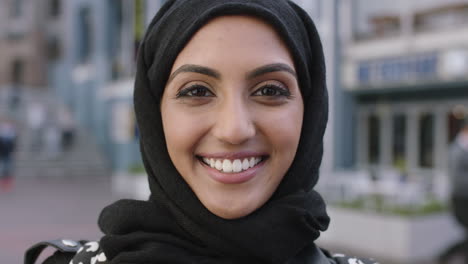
[99,0,330,263]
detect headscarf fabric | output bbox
[99,0,330,263]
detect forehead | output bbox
[171,15,294,72]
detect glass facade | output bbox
[359,104,468,172]
[418,113,434,168]
[78,7,92,63]
[368,114,380,164]
[392,114,406,170]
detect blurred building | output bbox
[0,0,344,174]
[340,0,468,181]
[293,0,350,172]
[47,0,166,172]
[0,0,62,88]
[45,0,343,173]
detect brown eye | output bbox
[260,86,280,96]
[176,84,215,98]
[252,84,291,97]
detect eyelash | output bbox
[176,84,215,98]
[175,83,291,98]
[252,84,291,98]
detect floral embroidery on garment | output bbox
[65,240,380,264]
[332,252,379,264]
[69,241,107,264]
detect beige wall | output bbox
[0,0,48,87]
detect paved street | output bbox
[0,176,118,264]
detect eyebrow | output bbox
[168,62,296,83]
[168,64,221,82]
[246,63,297,79]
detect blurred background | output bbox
[0,0,467,263]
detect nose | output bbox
[212,96,256,145]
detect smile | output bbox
[199,156,265,173]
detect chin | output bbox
[204,200,258,220]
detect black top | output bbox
[36,239,379,264]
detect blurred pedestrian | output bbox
[58,106,76,151]
[0,117,18,191]
[27,102,46,152]
[440,117,468,264]
[43,116,60,159]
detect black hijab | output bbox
[98,0,329,263]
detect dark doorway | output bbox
[11,59,24,85]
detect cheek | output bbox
[259,103,303,151]
[265,103,303,187]
[161,103,210,164]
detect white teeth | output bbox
[215,160,222,170]
[222,159,233,173]
[232,159,242,173]
[249,157,256,168]
[242,159,250,170]
[203,156,263,173]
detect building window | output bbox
[47,37,61,61]
[414,3,468,32]
[78,7,93,63]
[107,0,123,80]
[358,63,370,84]
[392,114,406,170]
[10,0,24,18]
[368,114,380,164]
[419,113,434,168]
[49,0,61,18]
[353,0,403,40]
[11,59,24,85]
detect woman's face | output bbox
[161,16,303,219]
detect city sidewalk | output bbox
[0,176,119,264]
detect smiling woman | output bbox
[161,16,304,219]
[27,1,377,264]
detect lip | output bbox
[197,153,268,184]
[196,151,268,159]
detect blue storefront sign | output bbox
[358,52,438,85]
